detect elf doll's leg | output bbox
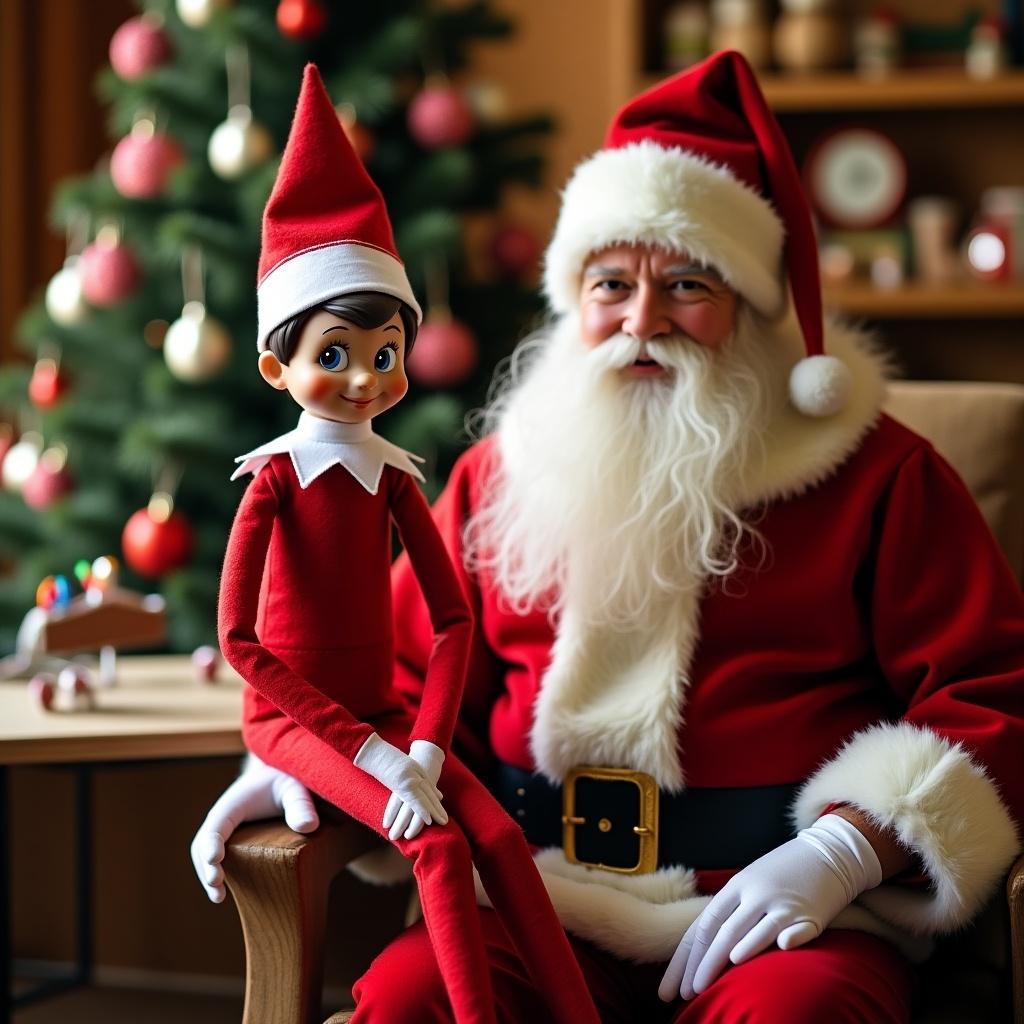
[246,712,498,1024]
[437,755,601,1024]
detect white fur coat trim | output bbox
[794,720,1020,934]
[530,318,889,790]
[543,141,785,319]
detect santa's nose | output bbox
[622,285,671,340]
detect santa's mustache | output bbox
[584,333,714,373]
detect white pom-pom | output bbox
[788,355,852,417]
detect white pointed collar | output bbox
[231,411,425,494]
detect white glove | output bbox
[354,733,447,840]
[659,813,883,1002]
[190,754,319,904]
[382,740,446,841]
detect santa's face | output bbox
[578,244,738,375]
[258,309,409,424]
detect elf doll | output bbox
[217,65,599,1024]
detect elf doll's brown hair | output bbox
[265,291,419,365]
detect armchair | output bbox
[223,380,1024,1024]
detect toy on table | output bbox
[3,555,167,703]
[214,65,599,1024]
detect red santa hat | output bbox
[256,64,422,350]
[543,50,850,417]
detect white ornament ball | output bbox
[788,355,852,417]
[57,665,96,712]
[2,437,42,492]
[45,259,88,326]
[164,301,232,382]
[176,0,231,28]
[208,107,274,180]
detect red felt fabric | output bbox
[390,414,1024,893]
[258,64,400,283]
[218,456,472,761]
[351,912,914,1023]
[606,50,825,358]
[220,455,601,1022]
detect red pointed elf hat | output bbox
[256,64,421,350]
[543,50,850,416]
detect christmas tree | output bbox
[0,0,552,652]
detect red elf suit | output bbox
[218,65,600,1024]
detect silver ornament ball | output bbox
[176,0,231,28]
[208,106,274,180]
[45,260,88,326]
[2,437,42,493]
[164,301,232,382]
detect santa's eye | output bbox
[319,345,348,371]
[375,343,399,372]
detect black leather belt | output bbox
[493,763,799,874]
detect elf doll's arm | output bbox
[218,460,374,760]
[388,468,474,756]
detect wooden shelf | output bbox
[823,281,1024,318]
[638,69,1024,111]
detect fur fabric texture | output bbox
[794,720,1020,935]
[543,141,785,319]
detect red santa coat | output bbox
[389,334,1024,964]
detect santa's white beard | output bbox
[463,308,777,627]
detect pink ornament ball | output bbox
[491,223,542,277]
[22,461,74,510]
[192,644,221,683]
[407,317,479,389]
[110,131,183,199]
[408,86,475,149]
[80,241,142,306]
[109,16,172,80]
[29,673,57,711]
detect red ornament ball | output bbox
[122,496,194,578]
[22,451,74,510]
[491,223,542,277]
[407,317,479,389]
[408,85,475,149]
[79,240,141,306]
[110,129,183,199]
[28,360,70,409]
[276,0,327,39]
[109,15,172,79]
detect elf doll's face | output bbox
[258,309,409,424]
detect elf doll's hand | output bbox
[354,733,447,839]
[658,814,882,1002]
[383,740,446,840]
[190,754,319,903]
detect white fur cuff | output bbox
[793,721,1020,934]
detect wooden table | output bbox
[0,655,245,1023]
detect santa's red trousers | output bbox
[351,914,915,1023]
[244,707,600,1024]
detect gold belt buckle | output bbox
[562,765,659,874]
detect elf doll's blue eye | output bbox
[319,345,348,371]
[375,343,399,372]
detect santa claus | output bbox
[193,51,1024,1021]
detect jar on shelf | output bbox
[773,0,850,72]
[965,15,1009,80]
[664,1,711,72]
[710,0,772,71]
[853,8,901,77]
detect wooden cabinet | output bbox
[618,1,1024,382]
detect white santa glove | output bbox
[382,740,446,841]
[659,813,883,1002]
[190,754,319,904]
[353,733,447,840]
